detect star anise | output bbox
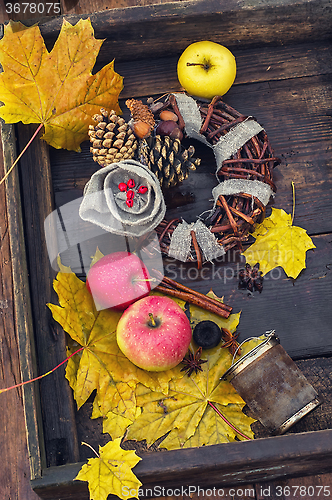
[221,328,241,356]
[180,347,207,377]
[238,262,263,293]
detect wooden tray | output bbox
[2,1,332,498]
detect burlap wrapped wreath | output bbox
[155,94,280,268]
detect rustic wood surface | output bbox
[48,39,332,359]
[0,1,332,499]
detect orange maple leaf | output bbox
[0,19,123,152]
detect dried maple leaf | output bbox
[242,208,315,279]
[189,290,241,334]
[0,19,123,151]
[47,269,178,419]
[75,438,142,500]
[101,409,141,440]
[125,341,257,449]
[49,262,255,446]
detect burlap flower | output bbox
[79,159,166,237]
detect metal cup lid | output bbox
[220,330,280,382]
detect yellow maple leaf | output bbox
[75,438,142,500]
[189,290,241,334]
[242,208,315,279]
[161,402,255,450]
[0,19,123,151]
[48,270,181,418]
[90,247,105,268]
[48,263,255,448]
[126,341,256,449]
[100,408,141,440]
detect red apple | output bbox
[116,295,192,371]
[86,251,151,311]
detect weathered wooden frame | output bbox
[1,1,332,498]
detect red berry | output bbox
[118,182,127,192]
[138,185,148,194]
[127,190,135,199]
[127,179,135,189]
[126,199,134,208]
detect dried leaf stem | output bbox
[0,346,83,394]
[208,401,251,440]
[291,181,296,224]
[0,122,44,186]
[81,442,100,457]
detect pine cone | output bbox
[138,135,201,188]
[125,99,155,128]
[88,108,138,166]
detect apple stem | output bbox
[148,313,157,327]
[133,278,158,283]
[186,62,210,70]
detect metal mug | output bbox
[221,331,322,435]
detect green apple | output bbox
[177,41,236,99]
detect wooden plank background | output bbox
[0,1,332,499]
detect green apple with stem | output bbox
[177,41,236,99]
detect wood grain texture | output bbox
[0,0,61,22]
[16,123,80,468]
[60,0,182,15]
[46,40,332,359]
[1,120,45,480]
[26,0,332,62]
[31,428,332,498]
[49,50,332,232]
[111,40,332,99]
[255,473,332,499]
[0,0,332,498]
[0,128,40,499]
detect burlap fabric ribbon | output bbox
[166,94,274,263]
[79,160,166,237]
[172,93,264,172]
[168,219,225,263]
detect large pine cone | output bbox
[89,108,138,166]
[138,135,201,188]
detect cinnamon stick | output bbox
[155,284,231,319]
[162,276,232,310]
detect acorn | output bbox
[193,320,222,349]
[132,120,152,139]
[160,110,178,122]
